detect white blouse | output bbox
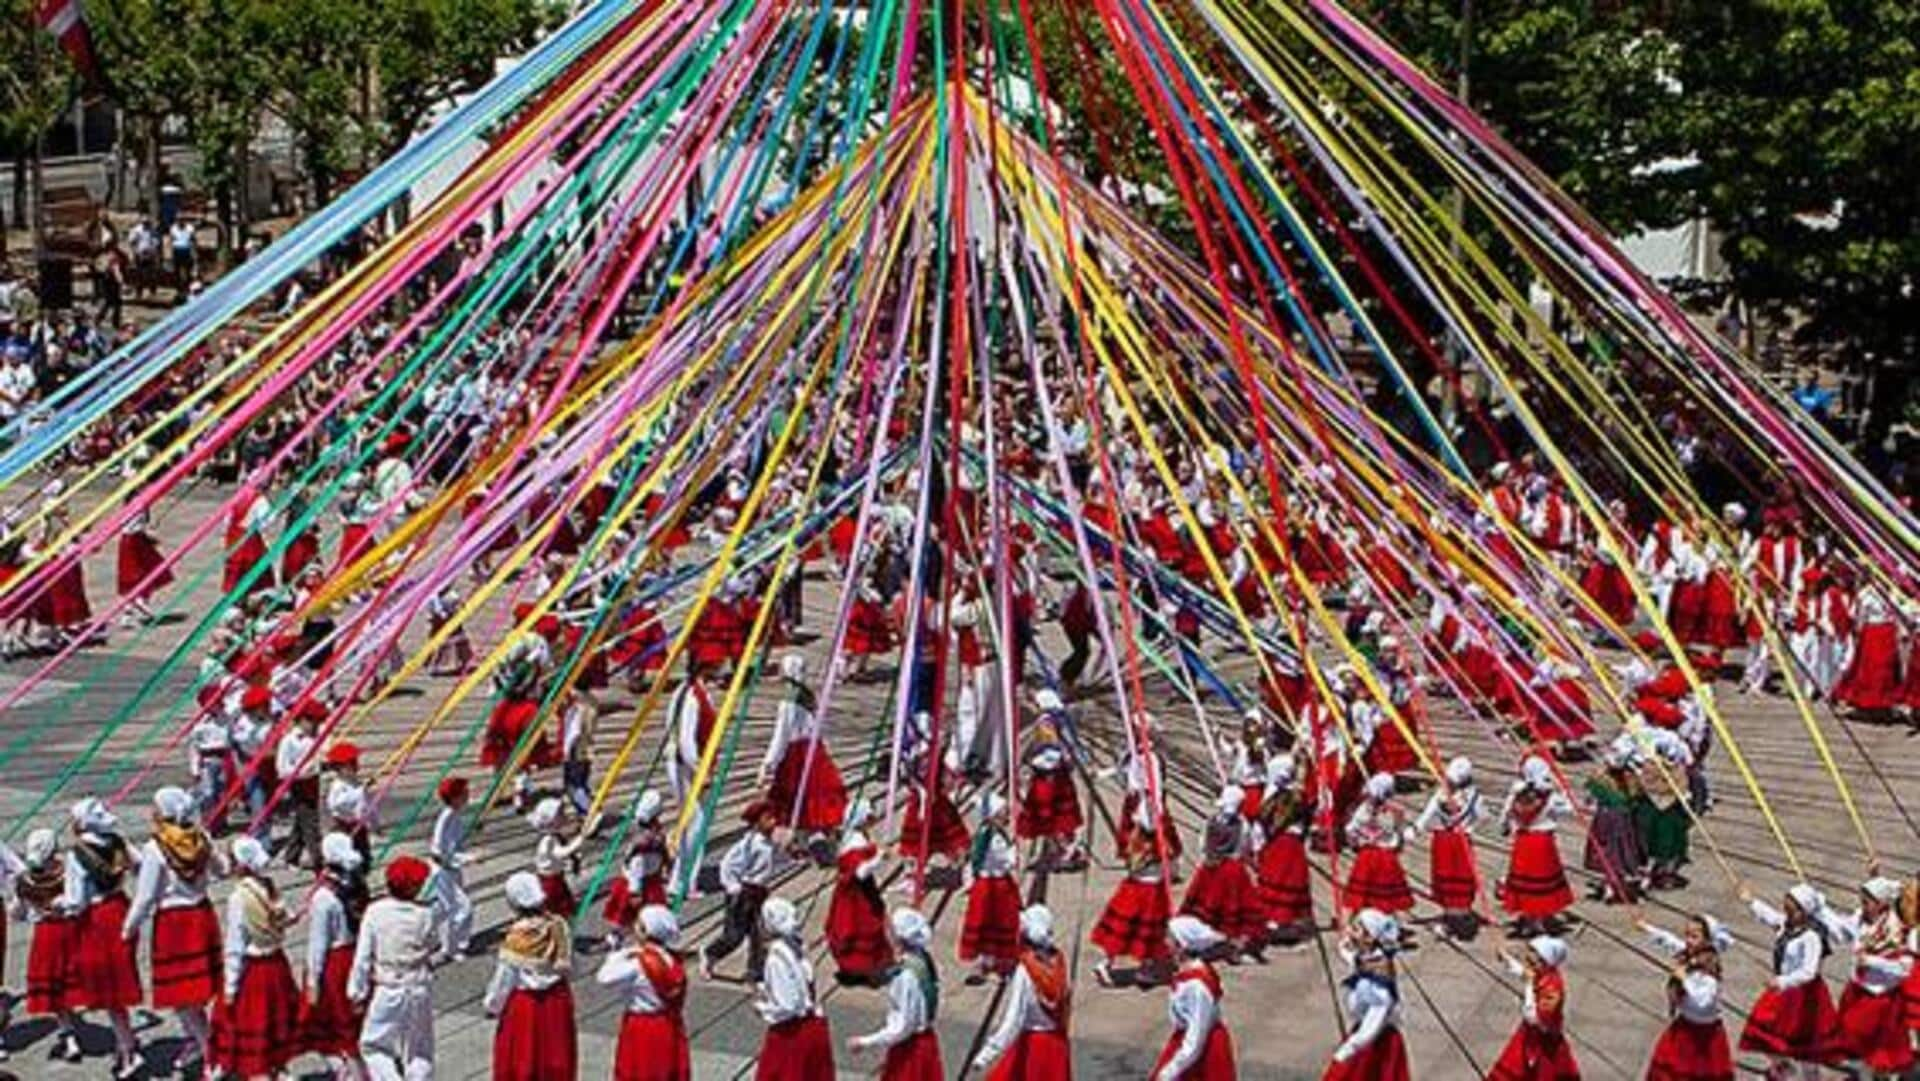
[977,959,1061,1069]
[307,882,354,988]
[1160,966,1223,1080]
[1643,927,1722,1024]
[1750,899,1824,989]
[1332,970,1399,1062]
[853,957,932,1051]
[596,946,678,1014]
[756,937,819,1025]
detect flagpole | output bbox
[28,1,49,262]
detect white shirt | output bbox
[671,679,711,766]
[852,955,932,1051]
[598,945,680,1015]
[534,832,584,876]
[1159,965,1223,1080]
[719,831,775,894]
[1332,968,1399,1062]
[972,826,1015,877]
[223,878,287,997]
[124,836,222,934]
[1416,788,1480,833]
[761,695,818,778]
[1828,908,1912,994]
[756,937,818,1024]
[1643,927,1722,1024]
[482,933,568,1014]
[349,898,436,997]
[307,881,354,988]
[978,958,1062,1069]
[1750,899,1824,990]
[430,807,467,867]
[276,727,317,781]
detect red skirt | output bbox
[301,943,362,1055]
[73,893,143,1009]
[27,916,79,1014]
[845,598,896,656]
[1906,962,1920,1033]
[281,529,320,584]
[756,1015,836,1081]
[1343,846,1414,914]
[482,698,557,768]
[825,877,893,979]
[541,872,578,919]
[1579,562,1636,627]
[900,791,971,861]
[1739,979,1838,1061]
[1647,1018,1734,1081]
[602,875,668,933]
[1180,859,1264,940]
[117,532,173,599]
[211,952,303,1075]
[1667,580,1706,644]
[1323,1027,1409,1081]
[1428,827,1480,910]
[1832,983,1914,1074]
[1487,1023,1580,1080]
[1500,832,1574,918]
[880,1030,944,1081]
[1092,879,1171,962]
[1154,1022,1235,1081]
[494,982,579,1081]
[337,522,372,568]
[1256,831,1313,924]
[46,560,92,626]
[1833,624,1902,710]
[614,1010,690,1081]
[1366,722,1421,775]
[1017,769,1083,839]
[1696,573,1744,650]
[986,1028,1071,1081]
[151,900,224,1007]
[960,876,1024,963]
[768,740,849,832]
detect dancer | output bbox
[1015,691,1085,869]
[427,776,474,962]
[960,793,1023,983]
[1416,756,1482,938]
[1152,916,1237,1081]
[486,872,579,1081]
[1582,739,1647,904]
[350,855,439,1080]
[1640,913,1735,1081]
[304,833,368,1080]
[65,798,145,1078]
[1181,786,1263,954]
[1093,800,1173,985]
[824,797,892,986]
[1488,936,1581,1080]
[760,653,848,842]
[529,797,587,918]
[602,790,669,950]
[1254,753,1314,943]
[1499,756,1576,933]
[1737,883,1839,1078]
[599,904,690,1081]
[975,904,1072,1081]
[1323,909,1410,1081]
[704,799,779,982]
[210,835,303,1080]
[1344,773,1415,917]
[1829,876,1913,1078]
[847,908,944,1080]
[116,503,173,622]
[17,828,85,1063]
[755,895,835,1081]
[125,785,225,1076]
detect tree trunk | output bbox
[145,114,163,221]
[9,149,25,231]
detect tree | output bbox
[0,0,76,237]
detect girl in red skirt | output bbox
[1499,757,1576,933]
[1577,545,1636,631]
[530,797,587,918]
[1254,756,1315,942]
[761,653,848,839]
[960,795,1024,983]
[1737,883,1839,1075]
[65,798,144,1077]
[1324,909,1409,1081]
[826,799,893,985]
[1093,801,1174,986]
[1343,773,1415,916]
[115,505,172,621]
[16,828,86,1062]
[1016,697,1085,870]
[1830,877,1913,1078]
[976,905,1072,1081]
[897,749,970,871]
[1488,936,1581,1080]
[598,904,691,1081]
[303,832,367,1079]
[603,790,670,949]
[843,573,896,679]
[755,895,836,1081]
[1154,916,1236,1081]
[847,908,944,1080]
[211,836,303,1079]
[1833,585,1903,714]
[126,786,222,1075]
[1181,787,1263,954]
[487,873,579,1081]
[1640,914,1735,1081]
[1416,756,1483,937]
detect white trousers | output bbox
[360,985,435,1080]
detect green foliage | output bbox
[0,0,74,155]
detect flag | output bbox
[35,0,103,87]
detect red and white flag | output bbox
[36,0,103,86]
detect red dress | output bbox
[1648,1016,1733,1081]
[45,552,92,627]
[1738,936,1838,1063]
[959,850,1023,965]
[1092,848,1171,963]
[1486,969,1581,1079]
[757,1014,836,1081]
[150,897,224,1007]
[25,904,78,1014]
[74,888,143,1008]
[824,843,892,980]
[613,946,690,1081]
[1153,963,1236,1081]
[1501,794,1574,919]
[1578,558,1636,627]
[1833,621,1902,710]
[1428,825,1480,911]
[1017,765,1083,839]
[482,698,557,769]
[1181,857,1264,940]
[1323,1028,1411,1081]
[768,739,849,832]
[211,951,304,1076]
[881,1031,945,1081]
[899,783,970,862]
[494,979,579,1081]
[984,952,1072,1081]
[301,943,363,1055]
[116,529,173,600]
[845,595,895,656]
[1833,967,1914,1075]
